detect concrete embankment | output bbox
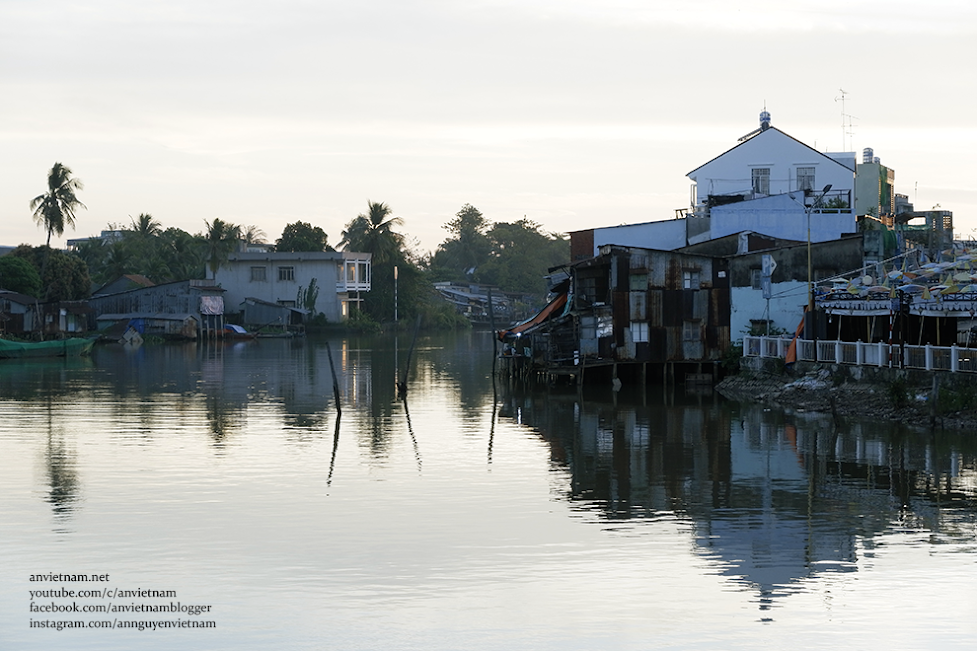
[717,356,977,432]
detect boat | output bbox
[222,324,257,340]
[0,337,96,360]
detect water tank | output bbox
[760,110,771,130]
[862,147,874,164]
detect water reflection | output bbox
[5,333,975,612]
[43,402,81,531]
[498,382,977,609]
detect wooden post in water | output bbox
[398,315,421,397]
[324,341,342,414]
[488,289,498,379]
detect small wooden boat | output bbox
[0,337,96,360]
[222,324,257,340]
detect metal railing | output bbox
[743,335,977,373]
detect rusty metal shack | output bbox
[499,245,730,386]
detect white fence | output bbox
[742,336,977,374]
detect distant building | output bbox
[213,251,371,323]
[66,230,125,250]
[570,112,857,260]
[87,279,227,338]
[854,147,896,220]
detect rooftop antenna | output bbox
[834,89,856,151]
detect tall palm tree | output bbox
[30,162,86,247]
[340,201,404,264]
[204,218,241,279]
[129,213,162,239]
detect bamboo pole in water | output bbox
[398,315,421,397]
[488,289,498,379]
[324,341,342,414]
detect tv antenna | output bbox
[834,89,856,151]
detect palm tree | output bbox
[204,218,241,279]
[129,213,162,240]
[30,162,86,247]
[340,201,405,264]
[242,225,267,246]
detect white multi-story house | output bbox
[214,251,371,323]
[686,111,857,245]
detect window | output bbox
[683,320,701,341]
[358,262,370,284]
[797,166,815,192]
[752,168,770,195]
[683,270,700,290]
[278,266,295,281]
[630,321,649,343]
[346,263,357,283]
[250,266,266,282]
[750,268,762,290]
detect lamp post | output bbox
[807,184,832,343]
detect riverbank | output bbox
[717,359,977,432]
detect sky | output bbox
[2,0,976,255]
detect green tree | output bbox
[0,255,43,297]
[30,163,86,247]
[297,277,320,314]
[129,213,162,240]
[158,227,206,281]
[11,245,91,301]
[478,219,569,296]
[430,203,491,281]
[203,218,241,279]
[72,237,110,286]
[276,221,332,252]
[340,202,426,323]
[242,225,267,247]
[340,201,404,265]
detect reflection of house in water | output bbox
[499,388,977,607]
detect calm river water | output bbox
[1,331,975,650]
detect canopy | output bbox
[497,293,568,340]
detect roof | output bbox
[687,126,856,177]
[0,289,39,304]
[242,297,308,314]
[226,251,371,263]
[96,312,198,322]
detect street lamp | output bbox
[807,183,833,333]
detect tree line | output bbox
[3,163,569,327]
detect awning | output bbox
[497,293,568,340]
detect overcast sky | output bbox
[3,0,975,254]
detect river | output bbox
[1,331,975,650]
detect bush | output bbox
[345,309,381,334]
[721,343,743,374]
[887,377,910,408]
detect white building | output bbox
[213,251,371,323]
[688,111,856,212]
[570,112,858,261]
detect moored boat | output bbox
[222,324,257,340]
[0,337,96,360]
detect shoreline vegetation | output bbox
[16,168,571,331]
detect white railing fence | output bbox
[742,335,977,374]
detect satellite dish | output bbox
[863,275,874,285]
